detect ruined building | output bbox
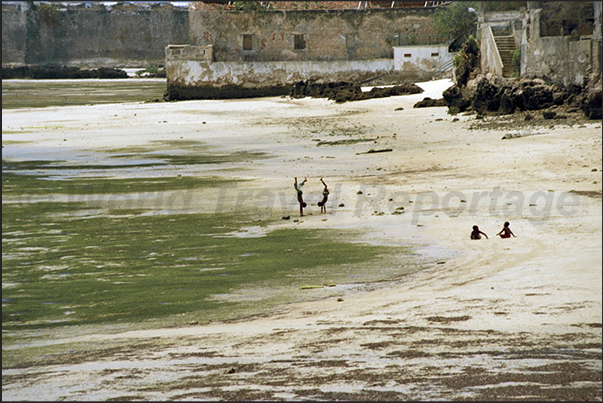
[164,1,455,99]
[479,1,602,87]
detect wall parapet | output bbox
[166,45,213,62]
[164,56,398,99]
[480,25,504,77]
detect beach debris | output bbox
[426,315,471,323]
[300,285,324,289]
[356,148,393,155]
[300,283,336,290]
[316,138,376,146]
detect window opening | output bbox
[243,34,253,51]
[294,34,306,50]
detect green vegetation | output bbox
[483,2,527,11]
[37,3,61,28]
[232,1,274,12]
[135,62,166,78]
[1,80,166,109]
[3,142,414,365]
[453,35,480,86]
[432,1,478,48]
[512,47,521,75]
[2,200,397,335]
[2,80,420,370]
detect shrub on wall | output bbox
[453,35,480,86]
[38,3,62,29]
[511,47,521,75]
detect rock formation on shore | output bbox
[290,81,423,103]
[2,65,129,79]
[443,75,602,120]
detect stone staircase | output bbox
[494,35,517,77]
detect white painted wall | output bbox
[166,45,395,87]
[393,45,453,77]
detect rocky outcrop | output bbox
[290,81,423,103]
[413,97,447,108]
[442,75,602,120]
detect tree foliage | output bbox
[37,3,62,29]
[453,35,480,86]
[232,1,274,12]
[432,1,478,44]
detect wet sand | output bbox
[2,79,601,400]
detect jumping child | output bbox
[294,177,307,216]
[317,177,330,213]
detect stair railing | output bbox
[481,25,504,76]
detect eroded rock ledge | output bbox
[443,75,602,120]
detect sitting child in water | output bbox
[470,225,488,240]
[497,221,516,238]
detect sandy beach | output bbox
[2,78,602,401]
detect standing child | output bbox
[317,177,330,213]
[294,177,307,216]
[497,221,516,238]
[470,225,488,240]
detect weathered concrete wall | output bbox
[480,25,504,77]
[2,3,28,66]
[2,2,189,68]
[477,2,601,87]
[524,37,594,86]
[166,7,442,99]
[168,58,394,86]
[188,7,438,62]
[523,2,600,86]
[165,44,395,99]
[393,44,453,81]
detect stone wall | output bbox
[164,45,398,100]
[188,7,438,62]
[477,2,601,88]
[524,3,601,87]
[2,2,189,68]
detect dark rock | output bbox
[472,77,502,113]
[580,89,602,119]
[520,84,554,110]
[290,80,422,103]
[1,65,128,79]
[413,97,447,108]
[543,111,557,119]
[442,75,598,120]
[499,88,516,115]
[442,85,470,114]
